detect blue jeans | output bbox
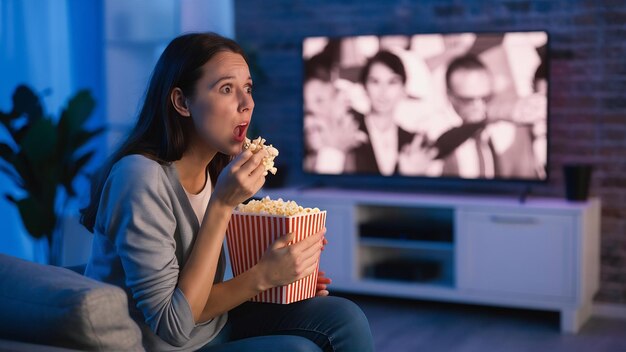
[199,296,374,352]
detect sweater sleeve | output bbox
[97,157,197,347]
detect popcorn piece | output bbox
[243,136,279,175]
[236,196,321,216]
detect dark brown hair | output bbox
[359,50,407,86]
[80,32,248,233]
[445,54,487,91]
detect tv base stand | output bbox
[259,187,601,333]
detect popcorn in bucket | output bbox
[226,197,327,304]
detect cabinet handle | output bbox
[489,215,538,225]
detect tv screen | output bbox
[302,31,548,181]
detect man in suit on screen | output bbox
[440,54,538,180]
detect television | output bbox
[302,31,548,183]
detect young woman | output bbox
[81,33,373,352]
[349,50,434,176]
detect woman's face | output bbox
[186,51,254,156]
[364,62,405,115]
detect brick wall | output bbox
[234,0,626,304]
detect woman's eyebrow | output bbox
[211,76,235,88]
[210,76,252,88]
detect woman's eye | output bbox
[245,85,253,94]
[220,85,232,94]
[390,77,402,85]
[366,77,380,86]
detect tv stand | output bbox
[258,187,601,333]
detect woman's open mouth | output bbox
[233,122,249,142]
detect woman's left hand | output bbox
[316,235,331,296]
[316,271,332,296]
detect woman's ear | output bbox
[171,88,191,117]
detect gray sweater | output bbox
[85,154,228,351]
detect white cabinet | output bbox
[259,188,601,333]
[457,210,575,299]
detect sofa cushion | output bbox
[0,254,143,351]
[0,338,84,351]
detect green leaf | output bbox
[13,151,39,196]
[11,85,43,123]
[12,125,30,144]
[15,196,56,239]
[0,143,15,163]
[20,118,58,166]
[0,111,16,128]
[0,163,23,188]
[14,152,59,203]
[58,90,96,150]
[61,150,95,197]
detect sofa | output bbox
[0,254,143,351]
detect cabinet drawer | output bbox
[457,211,575,298]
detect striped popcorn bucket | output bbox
[225,210,327,304]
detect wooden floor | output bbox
[338,293,626,352]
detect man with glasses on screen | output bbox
[440,54,538,179]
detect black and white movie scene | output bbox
[302,32,548,180]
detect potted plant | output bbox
[0,85,104,265]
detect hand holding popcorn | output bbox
[212,148,268,208]
[243,136,279,176]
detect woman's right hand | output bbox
[212,149,268,208]
[255,228,326,290]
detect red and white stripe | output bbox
[226,211,327,304]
